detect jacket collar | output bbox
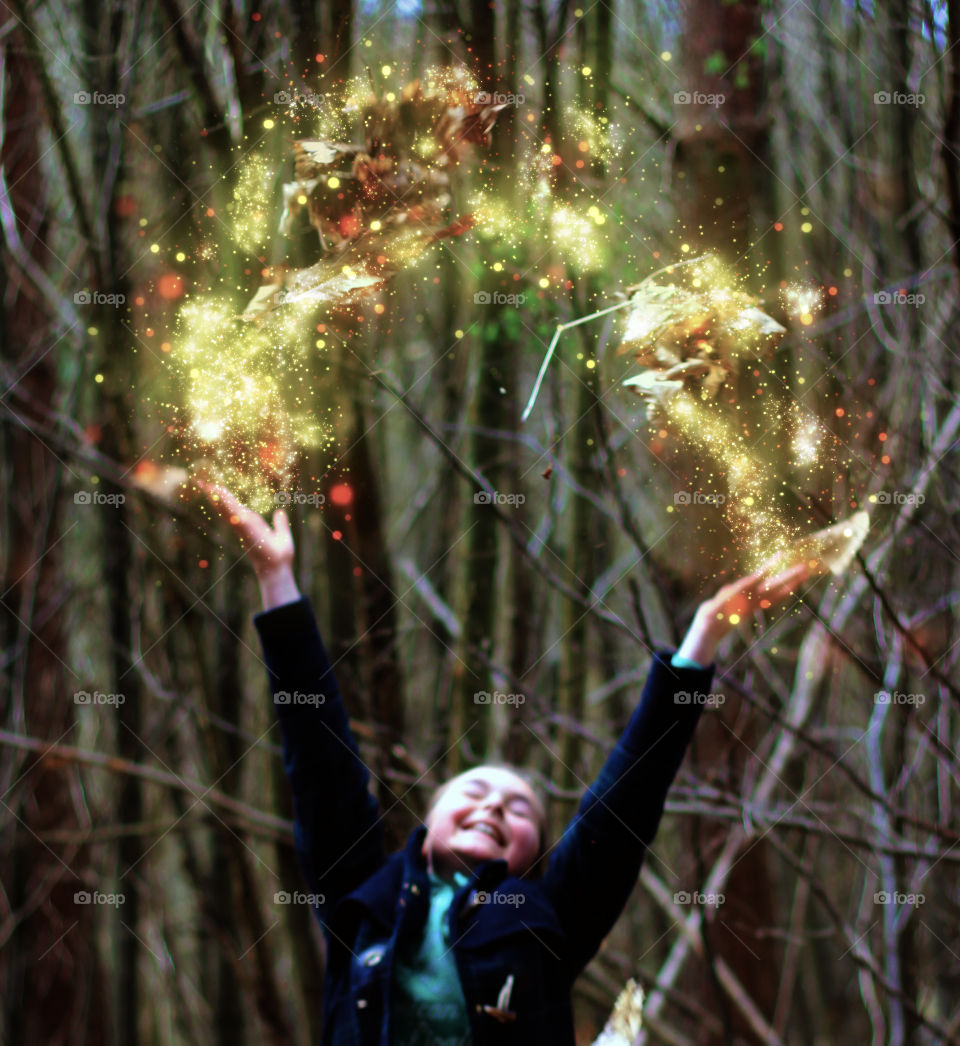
[333,825,510,934]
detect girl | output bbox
[204,485,810,1046]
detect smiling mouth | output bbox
[463,822,505,845]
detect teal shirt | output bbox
[391,872,471,1045]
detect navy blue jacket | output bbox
[254,597,714,1046]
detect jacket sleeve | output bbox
[254,597,385,927]
[540,652,713,974]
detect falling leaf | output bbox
[131,461,190,501]
[618,257,785,419]
[763,510,870,576]
[591,978,644,1046]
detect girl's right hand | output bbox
[200,483,301,608]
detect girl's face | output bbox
[422,766,544,878]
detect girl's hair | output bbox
[425,762,551,878]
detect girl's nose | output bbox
[481,792,505,813]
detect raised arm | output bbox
[202,484,385,925]
[540,561,812,974]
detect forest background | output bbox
[2,1,958,1044]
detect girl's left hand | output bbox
[675,560,813,667]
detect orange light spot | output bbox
[316,53,324,62]
[376,254,387,265]
[317,323,326,333]
[575,159,585,168]
[551,154,562,166]
[374,303,385,314]
[774,222,783,231]
[205,207,215,217]
[339,214,361,238]
[229,514,240,525]
[145,328,154,337]
[881,454,891,464]
[828,286,838,295]
[330,483,353,506]
[161,342,171,352]
[878,432,887,442]
[198,559,209,568]
[352,566,362,577]
[578,141,589,152]
[332,530,343,540]
[114,195,137,217]
[835,407,845,417]
[759,599,771,609]
[135,296,145,306]
[158,272,185,299]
